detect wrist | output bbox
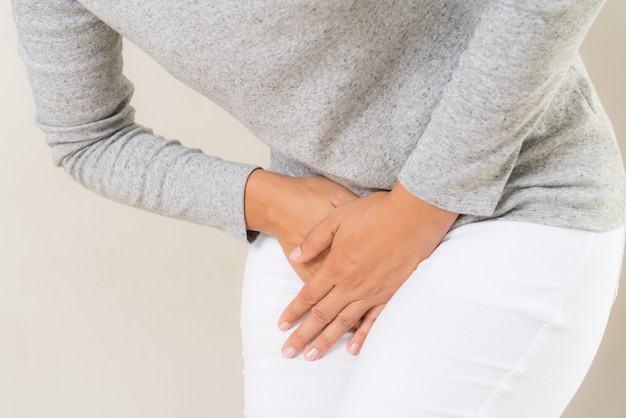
[244,169,277,234]
[389,182,458,229]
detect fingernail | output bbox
[289,246,302,261]
[305,347,320,361]
[278,321,292,331]
[348,343,361,355]
[283,346,297,359]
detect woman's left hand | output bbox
[278,182,458,360]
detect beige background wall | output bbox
[1,2,624,417]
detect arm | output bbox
[278,0,606,360]
[12,0,256,240]
[398,0,606,213]
[13,1,366,338]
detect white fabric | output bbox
[240,221,624,417]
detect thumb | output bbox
[289,216,338,263]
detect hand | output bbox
[244,170,395,354]
[244,170,357,282]
[278,182,458,360]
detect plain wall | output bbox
[0,2,624,417]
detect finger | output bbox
[277,278,334,333]
[286,247,329,283]
[347,304,385,355]
[289,215,339,263]
[302,302,369,361]
[280,289,350,359]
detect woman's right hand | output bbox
[244,169,357,283]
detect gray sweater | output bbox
[12,0,626,241]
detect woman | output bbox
[12,0,626,416]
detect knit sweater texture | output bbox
[12,0,626,241]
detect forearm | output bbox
[14,0,257,240]
[62,123,256,239]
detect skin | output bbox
[244,169,358,283]
[244,169,458,360]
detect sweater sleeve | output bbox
[397,0,605,215]
[12,0,257,241]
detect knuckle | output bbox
[363,314,377,326]
[324,265,346,284]
[314,334,332,350]
[299,238,315,253]
[335,312,356,330]
[329,258,358,278]
[299,286,319,307]
[351,318,363,330]
[307,233,330,252]
[309,305,332,325]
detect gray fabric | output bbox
[12,0,626,241]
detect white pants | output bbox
[240,221,625,418]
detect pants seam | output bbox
[476,231,593,418]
